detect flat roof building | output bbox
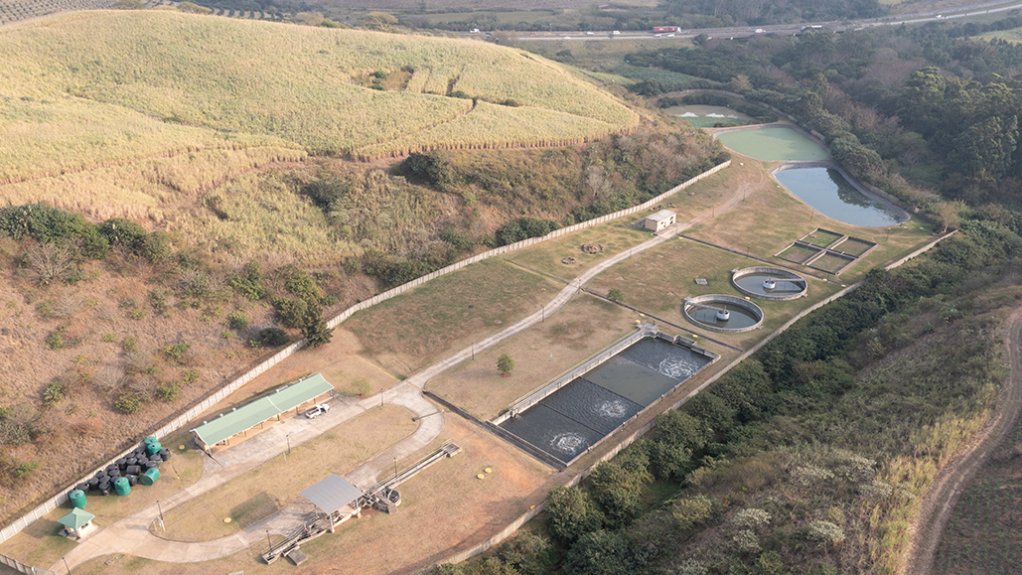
[302,474,365,532]
[191,373,333,451]
[643,209,676,232]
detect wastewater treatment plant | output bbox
[496,331,716,465]
[731,267,808,300]
[683,295,765,333]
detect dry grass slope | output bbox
[0,10,637,171]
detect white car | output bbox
[303,404,331,419]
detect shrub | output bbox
[732,529,761,554]
[671,495,714,531]
[361,251,433,288]
[114,393,143,414]
[494,217,559,246]
[99,218,146,250]
[562,530,633,575]
[0,405,42,446]
[42,380,65,407]
[303,318,333,347]
[300,172,349,210]
[805,520,845,546]
[12,460,38,478]
[272,296,311,329]
[156,382,179,402]
[227,312,249,331]
[121,336,138,353]
[0,203,108,258]
[546,486,604,543]
[162,341,191,364]
[497,353,514,377]
[228,261,266,300]
[181,369,200,385]
[250,327,290,348]
[607,288,624,302]
[587,461,651,528]
[148,289,169,316]
[44,327,67,350]
[730,508,772,530]
[403,152,458,191]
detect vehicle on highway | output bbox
[611,30,621,35]
[303,404,331,419]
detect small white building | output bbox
[643,209,677,232]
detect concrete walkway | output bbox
[53,167,750,571]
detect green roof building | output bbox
[191,373,334,451]
[58,507,95,539]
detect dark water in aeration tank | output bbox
[500,338,711,464]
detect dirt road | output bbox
[905,306,1022,575]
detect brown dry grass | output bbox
[160,404,415,542]
[70,412,553,575]
[428,294,638,419]
[0,241,273,527]
[344,259,561,377]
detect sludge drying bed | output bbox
[498,337,714,465]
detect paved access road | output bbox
[509,0,1022,42]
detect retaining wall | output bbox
[0,159,730,546]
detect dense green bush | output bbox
[0,203,108,258]
[402,151,458,191]
[250,327,290,348]
[494,217,559,246]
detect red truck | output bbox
[652,26,681,33]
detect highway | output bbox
[506,0,1022,42]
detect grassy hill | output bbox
[0,9,636,173]
[0,8,639,261]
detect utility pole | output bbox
[62,556,71,574]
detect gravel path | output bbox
[905,306,1022,575]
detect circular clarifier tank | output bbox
[684,294,764,332]
[731,267,808,300]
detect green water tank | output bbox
[113,477,131,496]
[140,467,160,486]
[69,489,87,509]
[145,440,162,456]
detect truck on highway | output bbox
[652,26,681,33]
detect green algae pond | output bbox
[716,126,829,162]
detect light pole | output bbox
[266,528,272,554]
[393,457,398,481]
[62,556,71,574]
[285,433,292,458]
